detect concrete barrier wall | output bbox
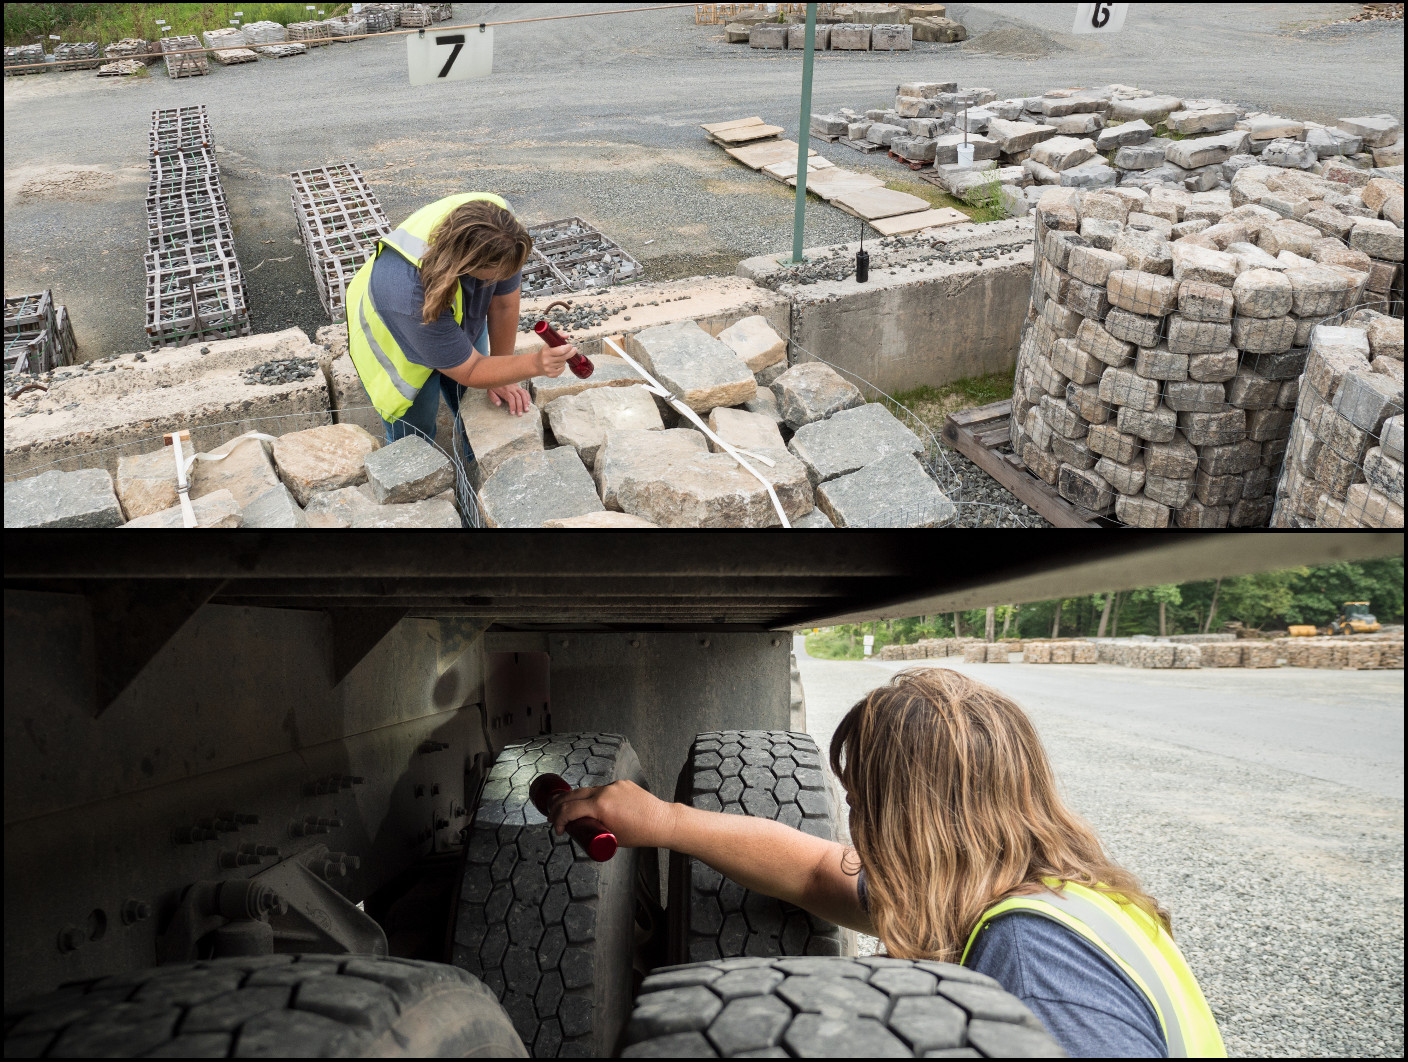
[740,220,1035,394]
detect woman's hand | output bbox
[532,341,576,379]
[488,383,532,416]
[547,780,677,849]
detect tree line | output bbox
[807,559,1403,657]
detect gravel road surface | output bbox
[795,635,1405,1058]
[4,3,1402,358]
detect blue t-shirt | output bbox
[857,873,1166,1057]
[366,248,521,371]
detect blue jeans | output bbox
[379,325,484,467]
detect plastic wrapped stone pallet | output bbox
[1025,640,1099,663]
[1011,177,1402,528]
[1274,637,1403,669]
[1270,307,1404,528]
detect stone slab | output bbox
[625,320,756,413]
[241,484,308,528]
[545,385,664,469]
[121,488,242,529]
[348,497,462,528]
[190,434,281,508]
[726,139,817,170]
[787,401,924,485]
[5,467,125,528]
[832,187,932,221]
[773,362,866,429]
[816,450,956,527]
[364,434,455,504]
[116,447,180,521]
[869,208,971,236]
[480,447,605,528]
[271,423,381,507]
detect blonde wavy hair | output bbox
[419,201,532,324]
[829,667,1170,962]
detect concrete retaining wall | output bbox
[740,220,1034,393]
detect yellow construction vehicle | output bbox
[1330,601,1381,636]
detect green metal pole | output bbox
[790,4,817,265]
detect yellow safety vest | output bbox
[345,192,513,423]
[962,880,1227,1058]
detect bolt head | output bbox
[58,926,84,951]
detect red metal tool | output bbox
[533,319,594,379]
[528,773,617,862]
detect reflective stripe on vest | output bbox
[345,192,514,422]
[962,880,1226,1058]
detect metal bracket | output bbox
[326,607,408,686]
[86,579,224,715]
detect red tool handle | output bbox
[534,320,594,379]
[528,773,617,862]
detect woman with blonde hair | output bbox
[345,194,578,462]
[550,668,1225,1058]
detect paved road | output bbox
[793,635,1405,1057]
[4,3,1402,358]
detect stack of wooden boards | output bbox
[702,116,968,237]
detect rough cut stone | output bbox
[628,321,756,413]
[1172,244,1238,286]
[188,435,283,509]
[870,24,912,50]
[1099,367,1161,412]
[829,23,873,49]
[706,406,786,455]
[529,354,643,405]
[364,434,455,504]
[597,428,812,528]
[121,488,242,529]
[1030,136,1096,172]
[1168,108,1240,135]
[1349,219,1404,262]
[480,447,605,528]
[749,24,787,48]
[542,511,659,528]
[1231,315,1298,354]
[1177,280,1235,322]
[241,484,308,528]
[460,394,547,487]
[715,317,786,376]
[545,385,663,469]
[1166,317,1232,356]
[987,117,1056,154]
[5,468,126,529]
[1058,465,1114,511]
[773,363,865,430]
[910,16,965,42]
[1334,371,1405,434]
[787,402,923,485]
[305,485,378,527]
[1232,268,1293,318]
[1164,131,1247,170]
[1383,414,1405,464]
[1113,143,1170,171]
[1109,96,1183,123]
[1337,114,1401,149]
[1096,119,1154,151]
[1261,139,1317,169]
[816,451,955,528]
[1188,348,1240,382]
[272,423,381,506]
[348,498,462,528]
[116,448,179,520]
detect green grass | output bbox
[805,630,870,661]
[880,177,988,221]
[5,3,349,47]
[881,370,1017,438]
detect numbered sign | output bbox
[1072,2,1129,35]
[407,27,493,86]
[863,633,875,657]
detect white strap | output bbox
[603,337,790,528]
[169,433,198,529]
[180,431,279,480]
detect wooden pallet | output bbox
[811,131,842,143]
[888,150,931,170]
[839,136,883,153]
[942,400,1103,528]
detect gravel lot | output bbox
[3,3,1400,521]
[796,636,1405,1058]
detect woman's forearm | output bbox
[665,804,874,934]
[441,351,537,389]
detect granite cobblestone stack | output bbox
[1271,313,1405,527]
[1011,181,1402,528]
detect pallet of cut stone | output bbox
[147,216,236,254]
[4,44,46,75]
[104,38,158,63]
[5,292,75,374]
[361,6,400,32]
[526,217,644,290]
[724,139,816,170]
[290,163,378,204]
[287,21,333,47]
[145,260,250,346]
[150,106,212,155]
[254,43,308,58]
[160,36,208,78]
[839,136,884,154]
[146,179,228,220]
[398,5,435,28]
[325,16,368,40]
[868,207,969,237]
[209,47,259,65]
[242,21,288,45]
[943,400,1102,528]
[287,162,393,321]
[149,148,220,184]
[52,42,102,71]
[98,59,147,76]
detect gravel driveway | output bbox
[795,635,1405,1058]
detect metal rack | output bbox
[5,291,76,375]
[159,35,208,79]
[522,217,644,296]
[288,163,392,322]
[144,107,250,346]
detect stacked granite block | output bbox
[1272,312,1404,527]
[1276,637,1403,669]
[1012,181,1400,527]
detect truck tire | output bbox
[618,956,1065,1058]
[451,733,646,1058]
[669,731,851,963]
[2,955,525,1058]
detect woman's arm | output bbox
[438,345,570,390]
[550,779,874,935]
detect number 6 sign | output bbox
[407,25,493,86]
[1071,2,1129,34]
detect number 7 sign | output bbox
[407,26,493,86]
[1072,2,1129,34]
